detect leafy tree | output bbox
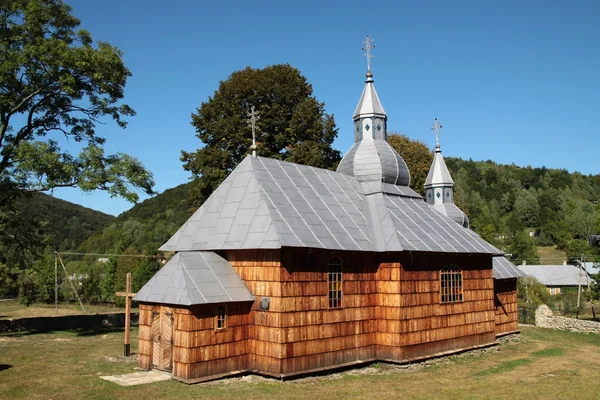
[100,257,117,302]
[0,0,155,258]
[514,189,539,227]
[508,230,539,265]
[388,133,433,195]
[132,257,161,292]
[181,64,341,207]
[517,276,549,307]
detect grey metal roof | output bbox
[518,264,591,286]
[425,148,454,188]
[161,155,502,255]
[353,77,386,120]
[133,251,254,306]
[493,257,526,279]
[337,139,411,186]
[430,203,469,228]
[583,262,599,276]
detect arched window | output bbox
[440,267,463,303]
[328,257,343,309]
[215,304,227,330]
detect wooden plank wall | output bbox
[494,278,519,335]
[139,249,498,380]
[172,302,252,380]
[227,249,285,375]
[377,253,496,360]
[138,304,153,370]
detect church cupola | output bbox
[337,35,411,187]
[424,118,469,227]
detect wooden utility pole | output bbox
[116,273,137,357]
[55,252,85,312]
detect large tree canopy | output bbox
[181,64,341,207]
[0,0,154,203]
[0,0,154,268]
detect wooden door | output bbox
[151,306,173,372]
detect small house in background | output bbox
[135,49,521,383]
[518,264,591,295]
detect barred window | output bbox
[441,267,463,303]
[215,305,227,330]
[328,257,343,308]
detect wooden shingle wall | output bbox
[376,253,496,360]
[139,249,499,381]
[494,278,519,335]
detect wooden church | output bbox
[134,43,523,383]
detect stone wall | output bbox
[535,305,600,334]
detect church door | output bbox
[151,306,173,372]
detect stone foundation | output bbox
[535,304,600,334]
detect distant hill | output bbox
[78,182,193,254]
[16,192,115,252]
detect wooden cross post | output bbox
[116,273,137,357]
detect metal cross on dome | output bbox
[247,105,260,157]
[362,35,375,73]
[432,117,443,148]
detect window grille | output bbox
[216,305,226,330]
[328,257,343,309]
[440,267,463,303]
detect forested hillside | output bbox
[446,157,600,263]
[78,182,192,255]
[5,192,115,253]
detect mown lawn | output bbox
[536,246,567,264]
[1,326,600,400]
[0,300,123,320]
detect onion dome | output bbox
[337,70,411,186]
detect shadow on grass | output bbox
[0,364,13,371]
[1,326,127,338]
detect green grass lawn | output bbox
[1,326,600,400]
[0,300,123,320]
[537,246,567,265]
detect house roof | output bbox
[583,262,599,276]
[493,257,526,279]
[518,264,590,286]
[133,251,254,306]
[160,155,502,255]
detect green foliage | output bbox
[100,257,117,302]
[0,0,155,276]
[445,157,600,263]
[181,64,341,207]
[17,269,37,306]
[387,133,433,195]
[517,276,549,307]
[132,258,161,293]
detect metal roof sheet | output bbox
[425,149,454,188]
[518,264,591,286]
[493,257,526,279]
[133,251,254,306]
[160,155,501,255]
[353,79,386,119]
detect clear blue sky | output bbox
[52,0,600,216]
